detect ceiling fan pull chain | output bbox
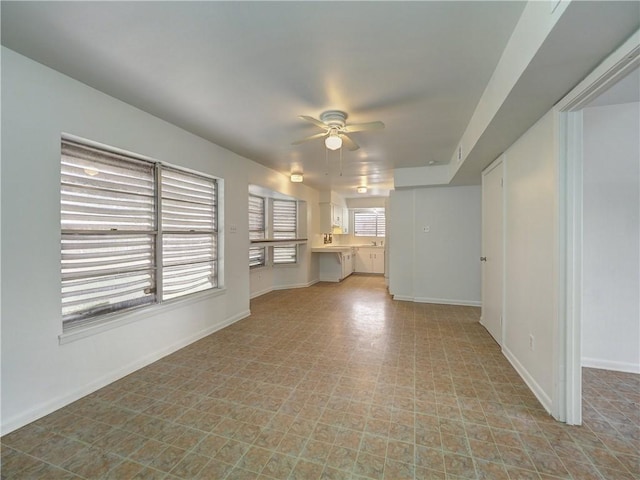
[325,148,329,175]
[339,146,343,177]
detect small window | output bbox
[61,138,218,329]
[249,195,266,268]
[354,208,386,237]
[272,200,297,264]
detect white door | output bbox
[481,158,504,345]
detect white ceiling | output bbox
[2,1,638,198]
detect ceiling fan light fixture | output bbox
[357,186,367,194]
[290,173,303,183]
[325,134,342,151]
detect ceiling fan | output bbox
[292,110,384,151]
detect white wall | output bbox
[502,110,558,411]
[1,48,283,433]
[582,102,640,373]
[388,186,481,306]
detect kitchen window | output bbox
[354,208,386,237]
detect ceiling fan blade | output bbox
[340,134,359,151]
[343,121,385,133]
[299,115,328,129]
[291,131,327,145]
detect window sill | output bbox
[250,238,307,247]
[59,287,226,345]
[272,262,299,268]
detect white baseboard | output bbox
[392,294,414,302]
[251,279,320,299]
[582,357,640,374]
[503,346,552,414]
[250,287,273,299]
[392,294,481,307]
[274,279,319,291]
[1,310,250,435]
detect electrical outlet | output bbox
[529,334,534,351]
[422,226,431,233]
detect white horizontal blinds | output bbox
[354,209,386,237]
[273,199,297,264]
[61,140,157,325]
[161,168,217,300]
[249,195,266,267]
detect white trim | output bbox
[2,309,250,435]
[555,28,639,426]
[556,31,639,112]
[556,108,584,424]
[250,287,273,299]
[250,279,319,299]
[273,280,319,291]
[503,346,553,414]
[582,358,640,375]
[392,295,481,307]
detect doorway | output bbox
[557,34,639,424]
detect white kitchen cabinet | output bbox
[342,207,349,234]
[371,251,385,273]
[355,247,385,274]
[320,203,347,233]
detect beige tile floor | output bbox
[2,275,638,479]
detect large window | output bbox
[354,208,386,237]
[249,195,266,268]
[61,138,218,329]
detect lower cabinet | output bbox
[355,248,385,274]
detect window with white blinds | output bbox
[161,168,217,300]
[272,199,297,264]
[354,208,386,237]
[61,138,218,329]
[249,195,266,268]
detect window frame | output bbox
[248,193,301,268]
[249,194,267,268]
[61,137,220,331]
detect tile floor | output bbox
[2,275,638,479]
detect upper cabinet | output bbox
[319,191,349,234]
[320,202,348,234]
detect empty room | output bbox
[1,2,638,479]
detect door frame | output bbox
[555,31,639,424]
